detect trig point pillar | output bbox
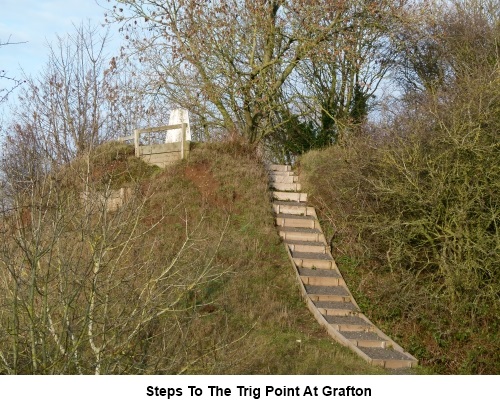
[165,108,191,143]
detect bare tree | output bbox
[10,23,128,164]
[0,37,26,104]
[391,0,500,95]
[0,146,231,374]
[295,1,402,143]
[108,0,383,144]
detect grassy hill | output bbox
[0,140,385,374]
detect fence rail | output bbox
[118,123,190,167]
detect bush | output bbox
[299,0,500,373]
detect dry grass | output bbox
[0,140,383,374]
[299,114,500,374]
[297,5,500,372]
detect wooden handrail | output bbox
[128,123,189,159]
[135,123,183,134]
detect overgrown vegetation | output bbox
[109,0,399,147]
[0,141,383,374]
[1,0,497,375]
[299,0,500,374]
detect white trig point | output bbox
[165,108,191,143]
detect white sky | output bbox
[1,0,120,84]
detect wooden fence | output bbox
[118,123,189,168]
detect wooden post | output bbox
[134,129,140,157]
[181,124,184,160]
[181,122,187,160]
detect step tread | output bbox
[298,268,341,277]
[292,251,332,261]
[271,181,300,185]
[276,214,316,220]
[267,164,291,169]
[313,301,357,310]
[269,171,295,175]
[278,226,321,234]
[324,315,371,326]
[273,190,302,193]
[305,285,349,296]
[358,347,414,361]
[272,191,305,196]
[273,201,308,207]
[285,240,326,246]
[271,183,301,190]
[269,171,296,175]
[273,195,307,202]
[269,175,298,182]
[340,331,386,341]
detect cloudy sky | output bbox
[1,0,120,82]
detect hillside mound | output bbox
[0,141,383,374]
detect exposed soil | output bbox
[184,162,219,202]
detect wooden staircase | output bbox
[268,164,418,369]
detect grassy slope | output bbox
[83,141,384,374]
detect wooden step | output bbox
[286,240,328,254]
[292,251,333,260]
[267,164,291,172]
[300,275,344,287]
[269,173,299,183]
[318,307,359,317]
[340,331,388,349]
[314,299,359,316]
[298,267,343,286]
[272,191,307,202]
[273,202,317,217]
[272,182,302,192]
[278,227,326,243]
[298,267,341,276]
[275,214,318,229]
[358,347,418,369]
[324,315,375,332]
[305,285,351,301]
[314,299,358,309]
[292,251,337,270]
[268,162,418,369]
